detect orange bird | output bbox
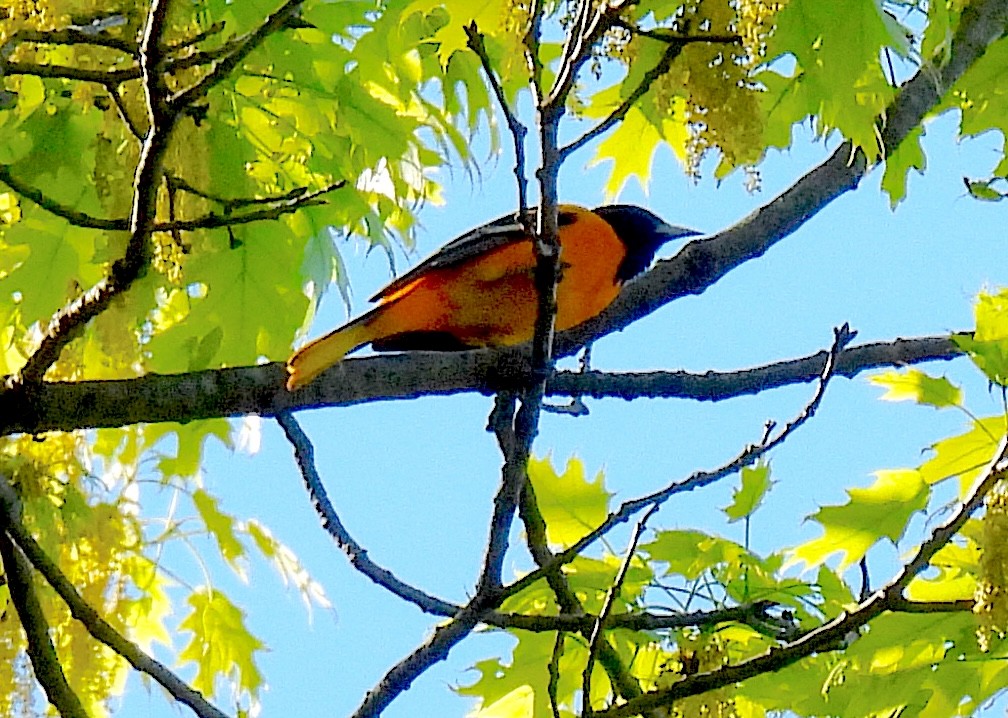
[286,204,698,390]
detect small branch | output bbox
[523,0,545,100]
[560,33,691,159]
[169,0,306,110]
[0,164,124,230]
[583,506,656,716]
[275,412,456,615]
[548,335,961,402]
[888,597,973,613]
[351,392,533,716]
[106,84,145,140]
[503,325,855,605]
[5,27,137,55]
[351,598,488,718]
[0,533,87,718]
[2,60,139,84]
[154,181,344,232]
[549,632,564,718]
[0,477,231,718]
[0,168,343,234]
[483,600,784,634]
[464,23,530,211]
[19,0,175,384]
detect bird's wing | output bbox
[368,210,532,302]
[369,207,583,302]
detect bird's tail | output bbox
[286,318,372,391]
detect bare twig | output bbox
[560,32,716,159]
[549,632,565,718]
[169,0,305,110]
[465,23,530,211]
[275,412,456,615]
[583,505,657,716]
[0,164,124,230]
[106,84,145,139]
[2,60,139,84]
[5,27,137,55]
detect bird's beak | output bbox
[658,224,702,242]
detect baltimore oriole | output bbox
[286,204,698,391]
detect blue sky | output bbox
[122,103,1007,717]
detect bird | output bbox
[285,204,699,391]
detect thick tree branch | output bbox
[0,334,961,435]
[560,0,1008,354]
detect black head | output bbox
[593,204,700,281]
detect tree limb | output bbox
[0,334,961,435]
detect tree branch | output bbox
[502,325,853,606]
[18,0,175,384]
[558,0,1008,355]
[465,23,530,212]
[0,334,961,435]
[0,531,88,718]
[275,412,457,615]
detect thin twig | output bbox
[5,27,137,55]
[502,325,856,605]
[106,84,145,139]
[275,412,456,615]
[464,23,529,211]
[169,0,305,110]
[583,505,658,716]
[560,34,689,159]
[548,631,565,718]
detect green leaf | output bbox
[179,588,265,699]
[644,530,751,581]
[953,288,1008,386]
[918,416,1005,494]
[586,99,688,199]
[192,489,247,574]
[527,455,611,550]
[870,368,963,408]
[761,0,905,157]
[722,463,772,522]
[788,469,929,570]
[882,125,926,207]
[963,177,1007,202]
